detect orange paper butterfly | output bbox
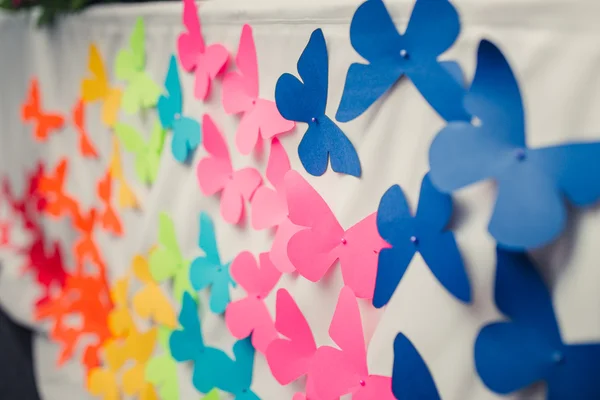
[72,99,99,158]
[22,78,65,141]
[97,170,123,236]
[38,158,79,219]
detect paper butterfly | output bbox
[170,293,259,398]
[222,24,295,154]
[21,78,65,141]
[22,236,67,306]
[189,212,236,314]
[96,169,124,236]
[38,158,79,219]
[145,327,181,400]
[149,212,195,302]
[283,170,387,299]
[81,43,122,127]
[336,0,469,123]
[249,138,303,272]
[122,328,159,400]
[275,28,361,177]
[157,55,201,163]
[373,173,470,308]
[196,114,262,225]
[108,136,139,208]
[88,339,128,400]
[391,333,441,400]
[72,99,99,158]
[475,247,600,399]
[226,251,281,353]
[73,207,104,271]
[265,289,319,397]
[107,277,135,338]
[178,0,229,100]
[115,17,161,114]
[312,286,394,400]
[429,39,600,249]
[251,137,290,230]
[131,254,177,328]
[114,121,166,184]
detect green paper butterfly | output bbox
[149,212,196,302]
[145,326,181,400]
[115,17,161,114]
[114,121,165,185]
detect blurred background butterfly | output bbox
[115,17,161,114]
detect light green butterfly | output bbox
[149,212,196,302]
[115,17,161,114]
[145,326,181,400]
[114,121,165,184]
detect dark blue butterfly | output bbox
[169,293,259,398]
[336,0,469,123]
[275,28,361,177]
[429,39,600,250]
[392,333,441,400]
[475,247,600,399]
[373,173,470,308]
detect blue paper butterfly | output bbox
[429,39,600,250]
[392,333,441,400]
[170,293,260,398]
[336,0,469,123]
[475,247,600,399]
[373,173,470,308]
[189,212,236,314]
[157,54,201,163]
[218,337,260,400]
[275,28,361,177]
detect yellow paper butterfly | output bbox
[81,43,122,128]
[122,327,159,400]
[107,277,135,338]
[109,135,139,209]
[88,339,128,400]
[131,253,177,328]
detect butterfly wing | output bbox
[101,88,122,128]
[148,213,182,282]
[313,286,368,399]
[392,333,441,400]
[197,114,233,195]
[275,28,328,124]
[475,248,563,394]
[223,24,258,114]
[338,213,385,299]
[88,368,120,400]
[145,353,180,400]
[285,170,344,281]
[177,0,204,71]
[266,289,317,385]
[373,185,416,308]
[194,43,229,101]
[82,43,109,102]
[172,116,201,163]
[113,122,149,182]
[22,79,40,122]
[169,293,204,362]
[158,55,182,130]
[536,142,600,208]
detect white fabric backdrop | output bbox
[2,0,600,399]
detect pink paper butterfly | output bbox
[250,138,303,273]
[178,0,229,100]
[312,286,394,400]
[225,251,282,354]
[282,170,388,299]
[265,289,318,393]
[222,24,295,154]
[196,114,262,225]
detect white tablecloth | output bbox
[2,0,600,399]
